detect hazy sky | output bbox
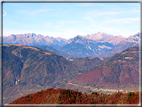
[3,3,140,39]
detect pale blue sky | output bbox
[3,3,140,39]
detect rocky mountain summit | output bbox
[97,32,140,57]
[3,33,67,46]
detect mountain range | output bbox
[3,33,67,46]
[3,32,140,58]
[3,32,124,46]
[84,32,126,45]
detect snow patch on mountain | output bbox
[98,45,112,49]
[126,36,139,43]
[88,46,91,50]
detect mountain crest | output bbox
[124,32,140,43]
[71,35,83,41]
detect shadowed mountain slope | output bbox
[59,35,114,58]
[68,57,105,73]
[36,45,70,58]
[3,44,79,104]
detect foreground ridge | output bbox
[9,88,139,104]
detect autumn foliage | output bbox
[9,88,140,104]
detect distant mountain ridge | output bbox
[3,32,140,58]
[97,32,140,57]
[3,33,67,46]
[3,32,125,46]
[36,45,70,58]
[84,32,126,45]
